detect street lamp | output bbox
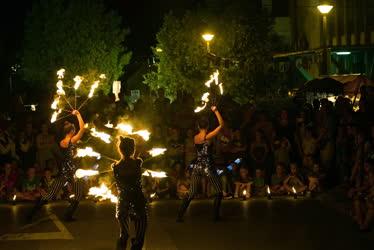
[317,4,333,75]
[202,33,214,53]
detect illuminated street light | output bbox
[202,33,214,53]
[317,4,333,15]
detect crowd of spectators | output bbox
[1,95,373,231]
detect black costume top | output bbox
[193,141,213,172]
[112,158,147,218]
[60,140,77,181]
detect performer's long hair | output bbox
[63,121,76,136]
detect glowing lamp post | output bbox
[317,4,333,75]
[202,33,214,53]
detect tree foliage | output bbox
[22,0,131,94]
[144,3,275,104]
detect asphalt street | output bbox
[0,198,373,250]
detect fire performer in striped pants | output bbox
[113,136,147,250]
[177,106,224,222]
[27,110,85,222]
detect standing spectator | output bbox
[270,163,287,195]
[0,126,18,162]
[301,126,318,171]
[36,123,55,170]
[284,162,307,194]
[274,137,292,167]
[234,167,252,199]
[250,130,269,172]
[17,166,41,201]
[276,109,294,142]
[336,126,350,183]
[0,162,18,201]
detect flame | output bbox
[76,147,101,159]
[88,183,118,203]
[57,68,65,79]
[218,83,224,94]
[13,194,16,201]
[50,109,62,123]
[51,97,60,110]
[56,80,65,95]
[150,193,156,198]
[133,130,151,141]
[148,148,167,157]
[31,105,36,111]
[90,128,111,143]
[69,194,75,199]
[105,121,114,128]
[75,169,99,179]
[204,70,219,88]
[142,170,167,178]
[116,123,133,134]
[292,186,297,194]
[267,186,271,195]
[243,190,247,196]
[88,81,99,98]
[73,75,83,90]
[201,92,210,102]
[194,103,207,113]
[99,74,106,79]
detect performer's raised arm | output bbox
[71,110,85,144]
[205,106,224,140]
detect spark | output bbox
[292,186,297,194]
[88,81,99,98]
[13,195,16,201]
[73,75,83,90]
[76,147,101,159]
[88,183,118,203]
[148,148,167,157]
[90,128,111,143]
[75,169,99,179]
[142,170,167,178]
[57,68,65,79]
[267,186,271,195]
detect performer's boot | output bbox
[64,200,79,222]
[176,198,191,222]
[26,198,46,223]
[213,192,223,222]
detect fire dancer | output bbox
[177,106,224,222]
[27,110,85,222]
[113,136,147,250]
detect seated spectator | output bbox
[284,162,307,194]
[177,169,191,199]
[307,163,325,194]
[17,167,41,201]
[40,168,55,197]
[234,167,252,199]
[274,137,291,167]
[270,163,287,195]
[0,162,18,201]
[252,169,266,196]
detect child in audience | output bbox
[234,166,252,199]
[40,168,55,197]
[307,163,325,194]
[284,162,307,195]
[271,163,287,195]
[252,169,266,196]
[17,166,41,201]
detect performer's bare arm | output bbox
[205,106,224,140]
[71,110,85,144]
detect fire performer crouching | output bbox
[113,136,147,250]
[27,110,85,222]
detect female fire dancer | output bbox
[113,136,147,250]
[177,106,224,222]
[27,110,85,222]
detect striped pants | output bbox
[177,167,223,220]
[117,210,147,250]
[42,176,84,201]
